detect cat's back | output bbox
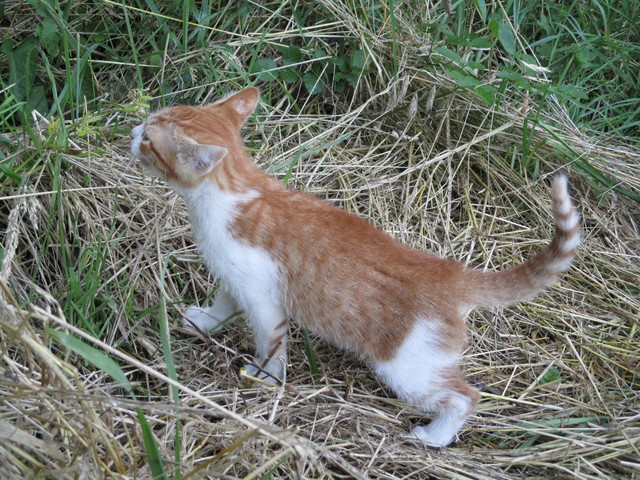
[232,184,465,356]
[235,184,405,257]
[236,184,460,275]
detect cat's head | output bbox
[130,88,259,189]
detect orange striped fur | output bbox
[130,88,580,447]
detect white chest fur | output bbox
[181,182,283,311]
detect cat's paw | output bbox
[406,425,455,449]
[182,305,226,332]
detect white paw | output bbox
[407,425,456,449]
[182,305,226,332]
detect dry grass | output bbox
[1,2,640,479]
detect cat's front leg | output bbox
[183,287,239,332]
[243,301,289,384]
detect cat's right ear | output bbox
[217,88,259,124]
[176,135,228,176]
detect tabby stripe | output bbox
[149,143,171,173]
[273,333,286,345]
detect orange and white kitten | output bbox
[130,88,580,448]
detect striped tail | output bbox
[466,174,580,308]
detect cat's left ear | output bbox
[219,88,259,124]
[176,135,228,176]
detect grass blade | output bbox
[136,408,169,480]
[46,328,134,397]
[159,254,182,480]
[47,329,169,479]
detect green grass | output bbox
[521,0,640,136]
[4,0,636,199]
[2,1,636,133]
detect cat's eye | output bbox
[141,132,149,141]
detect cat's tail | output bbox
[464,174,580,309]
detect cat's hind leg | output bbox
[183,286,239,332]
[409,373,480,448]
[373,318,479,448]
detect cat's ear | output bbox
[218,88,259,123]
[176,135,228,176]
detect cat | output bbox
[130,88,580,448]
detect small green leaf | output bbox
[35,17,60,54]
[333,80,347,93]
[536,43,553,57]
[312,48,328,59]
[541,368,561,384]
[0,163,24,183]
[251,58,278,82]
[488,17,500,37]
[444,33,468,47]
[497,70,527,82]
[472,0,487,22]
[575,47,597,66]
[280,67,300,83]
[466,61,486,71]
[25,0,51,18]
[350,49,366,72]
[551,84,588,101]
[537,13,553,36]
[333,56,348,70]
[470,36,492,49]
[475,85,496,105]
[434,46,463,65]
[343,71,359,85]
[303,72,325,94]
[498,21,516,55]
[282,45,301,66]
[449,69,481,88]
